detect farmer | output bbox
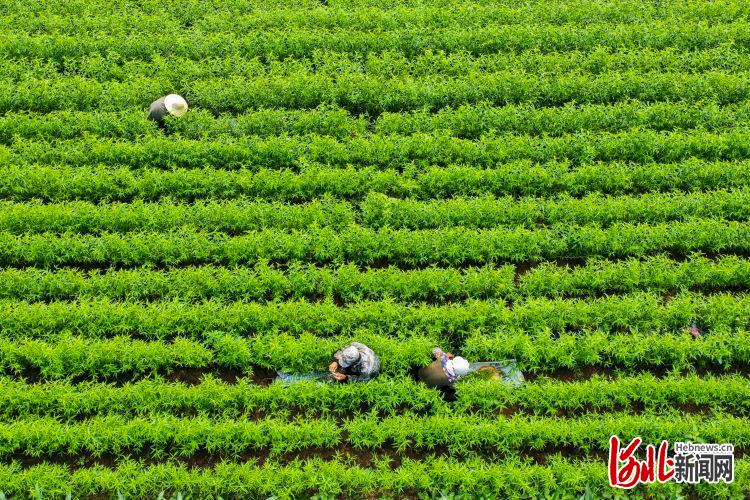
[418,347,525,389]
[329,342,380,382]
[418,347,470,388]
[148,94,188,128]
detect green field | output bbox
[1,0,750,497]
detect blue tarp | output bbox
[275,370,333,385]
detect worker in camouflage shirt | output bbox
[329,342,380,382]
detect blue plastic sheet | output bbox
[275,370,333,385]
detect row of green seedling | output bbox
[9,255,750,302]
[5,0,738,35]
[0,373,746,420]
[3,102,749,143]
[2,160,747,202]
[0,412,746,457]
[3,456,739,499]
[7,48,750,86]
[0,376,444,419]
[7,128,750,170]
[4,189,750,234]
[2,71,747,114]
[3,20,747,62]
[5,291,750,338]
[2,220,750,266]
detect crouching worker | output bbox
[275,341,380,385]
[418,347,525,389]
[418,347,470,388]
[148,94,188,129]
[329,342,380,382]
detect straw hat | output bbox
[164,94,188,117]
[452,356,470,376]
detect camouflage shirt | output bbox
[333,342,380,382]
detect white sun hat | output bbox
[164,94,188,116]
[452,356,470,377]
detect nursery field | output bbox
[2,0,750,497]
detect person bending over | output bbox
[329,342,380,382]
[418,347,470,388]
[148,94,188,129]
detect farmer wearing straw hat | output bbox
[419,346,524,388]
[329,342,380,382]
[418,347,470,388]
[148,94,188,128]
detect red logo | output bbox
[608,436,675,488]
